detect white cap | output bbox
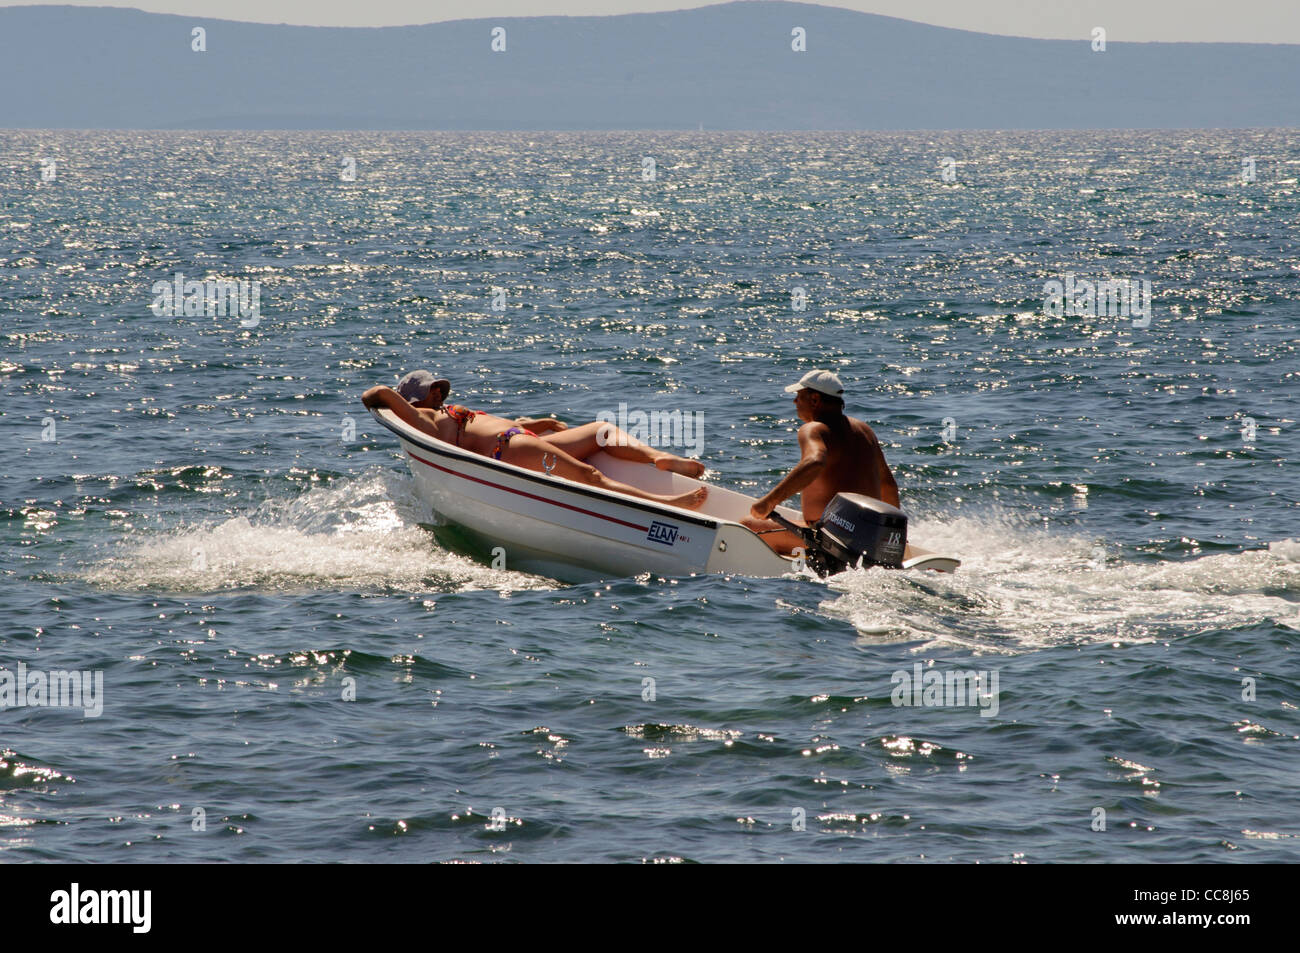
[784,369,844,398]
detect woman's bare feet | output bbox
[654,456,706,479]
[657,486,708,510]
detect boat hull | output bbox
[371,408,959,581]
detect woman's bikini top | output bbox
[443,404,476,446]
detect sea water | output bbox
[1,130,1297,861]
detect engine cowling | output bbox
[815,493,908,571]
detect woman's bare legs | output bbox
[500,434,707,509]
[538,422,706,478]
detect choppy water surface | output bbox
[2,131,1298,862]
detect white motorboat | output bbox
[371,407,960,583]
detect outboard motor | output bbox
[771,493,908,576]
[815,493,907,572]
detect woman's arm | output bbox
[363,386,441,438]
[515,416,568,434]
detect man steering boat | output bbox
[743,370,900,556]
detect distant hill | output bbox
[2,2,1298,129]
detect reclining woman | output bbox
[362,371,708,510]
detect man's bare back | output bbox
[798,415,899,520]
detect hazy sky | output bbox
[7,1,1300,43]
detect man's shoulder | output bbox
[804,415,876,439]
[846,415,878,440]
[798,419,834,440]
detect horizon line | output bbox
[3,1,1298,47]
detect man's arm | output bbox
[859,424,901,507]
[362,385,440,438]
[877,444,900,507]
[750,423,829,519]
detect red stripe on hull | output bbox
[406,450,652,533]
